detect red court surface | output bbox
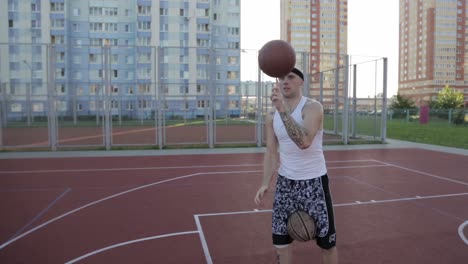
[0,148,467,263]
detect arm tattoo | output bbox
[279,111,309,148]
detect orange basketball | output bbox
[258,40,296,78]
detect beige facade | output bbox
[399,0,468,106]
[280,0,348,102]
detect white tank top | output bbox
[273,96,327,180]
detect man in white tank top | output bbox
[254,68,338,264]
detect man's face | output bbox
[279,72,303,99]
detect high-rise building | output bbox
[0,0,241,120]
[399,0,468,106]
[280,0,348,102]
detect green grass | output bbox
[324,114,468,149]
[386,119,468,149]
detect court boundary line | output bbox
[0,164,263,174]
[458,221,468,245]
[373,159,468,186]
[0,170,261,250]
[344,175,465,221]
[1,159,464,250]
[3,160,385,250]
[195,192,468,262]
[2,158,466,258]
[194,215,213,264]
[194,192,468,218]
[0,159,382,174]
[61,191,468,264]
[64,231,199,264]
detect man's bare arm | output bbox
[254,107,279,205]
[278,100,322,149]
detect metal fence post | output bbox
[302,52,309,97]
[333,65,339,135]
[103,43,111,150]
[155,46,163,149]
[352,64,357,138]
[380,58,388,142]
[342,55,349,144]
[47,45,57,151]
[256,66,262,147]
[319,72,323,104]
[0,91,3,149]
[0,82,5,148]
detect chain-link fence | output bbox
[0,44,387,151]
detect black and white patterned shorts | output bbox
[272,174,337,249]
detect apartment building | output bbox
[399,0,468,106]
[280,0,348,103]
[0,0,241,120]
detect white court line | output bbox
[0,159,380,174]
[194,215,213,264]
[65,192,468,264]
[0,159,436,251]
[194,192,468,218]
[193,192,468,262]
[0,164,263,174]
[373,159,468,186]
[64,231,198,264]
[328,164,389,169]
[0,163,389,175]
[0,170,260,251]
[458,221,468,245]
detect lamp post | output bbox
[23,60,32,126]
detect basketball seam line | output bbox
[297,212,310,241]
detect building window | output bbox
[160,23,168,32]
[32,3,40,12]
[227,71,237,80]
[138,84,150,94]
[138,6,151,15]
[11,103,22,112]
[50,2,64,12]
[72,23,79,32]
[73,8,80,16]
[228,56,238,64]
[228,27,239,35]
[179,86,188,94]
[138,21,151,30]
[31,19,42,28]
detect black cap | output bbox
[291,67,304,80]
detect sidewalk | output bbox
[0,139,466,159]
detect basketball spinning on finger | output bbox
[258,40,296,78]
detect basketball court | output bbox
[0,144,467,263]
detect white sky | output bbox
[240,0,399,97]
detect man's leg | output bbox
[322,246,338,264]
[275,245,292,264]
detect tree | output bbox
[390,93,416,109]
[435,85,464,109]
